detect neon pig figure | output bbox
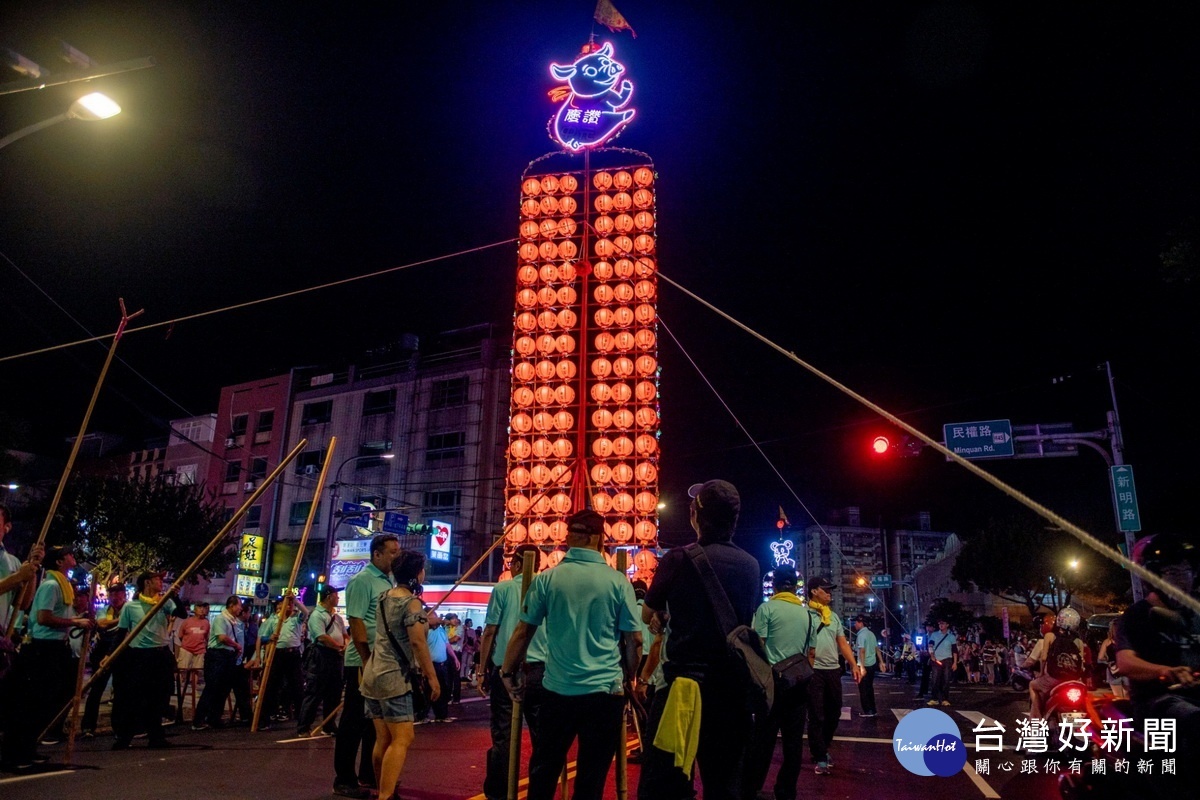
[548,42,636,152]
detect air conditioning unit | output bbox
[225,437,236,447]
[304,465,317,475]
[244,481,255,491]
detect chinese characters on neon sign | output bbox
[548,42,636,152]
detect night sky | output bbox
[2,2,1199,563]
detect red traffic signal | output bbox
[871,435,891,455]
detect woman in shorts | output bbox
[360,550,440,800]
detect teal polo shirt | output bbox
[209,609,239,650]
[259,614,277,642]
[30,574,71,641]
[484,577,549,667]
[0,550,22,630]
[275,611,304,648]
[752,593,816,665]
[855,626,878,667]
[344,562,394,668]
[520,547,640,696]
[809,609,844,670]
[118,595,178,648]
[930,629,957,661]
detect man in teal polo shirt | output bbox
[501,510,641,800]
[113,571,178,749]
[854,615,880,717]
[333,533,399,799]
[194,595,245,729]
[261,593,307,723]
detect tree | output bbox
[48,474,234,586]
[924,598,972,633]
[952,514,1123,619]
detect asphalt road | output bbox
[0,675,1067,799]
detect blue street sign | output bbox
[341,501,371,527]
[870,574,893,589]
[1110,465,1142,533]
[254,582,269,599]
[382,512,410,535]
[943,419,1014,459]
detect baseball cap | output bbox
[687,480,740,522]
[854,615,867,624]
[567,509,605,538]
[807,576,835,592]
[772,566,798,587]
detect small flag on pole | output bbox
[594,0,637,38]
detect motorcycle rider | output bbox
[1025,608,1089,719]
[1114,533,1200,763]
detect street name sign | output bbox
[870,574,893,589]
[382,512,410,535]
[943,419,1014,459]
[1110,465,1142,533]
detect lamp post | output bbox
[321,452,394,586]
[0,92,121,151]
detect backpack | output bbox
[1045,631,1084,680]
[684,544,774,713]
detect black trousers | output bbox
[81,663,113,731]
[806,668,842,763]
[112,646,173,745]
[333,665,375,788]
[1,639,73,765]
[298,647,343,732]
[528,689,625,800]
[483,662,546,800]
[196,648,237,725]
[264,646,304,718]
[639,672,753,800]
[742,679,809,800]
[858,663,878,714]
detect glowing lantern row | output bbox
[591,258,656,280]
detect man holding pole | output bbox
[333,533,400,799]
[112,571,177,750]
[501,509,642,800]
[0,504,43,634]
[1,544,92,769]
[478,544,549,800]
[297,585,346,737]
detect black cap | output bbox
[687,480,740,522]
[567,509,605,538]
[44,545,74,569]
[773,566,798,588]
[854,615,867,624]
[807,576,835,592]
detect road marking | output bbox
[464,737,638,800]
[963,760,1001,798]
[839,705,851,721]
[892,708,911,720]
[0,769,74,785]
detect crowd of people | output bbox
[4,495,1199,797]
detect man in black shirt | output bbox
[638,479,761,800]
[1114,534,1200,763]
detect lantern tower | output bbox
[503,40,660,583]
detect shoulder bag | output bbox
[771,608,815,691]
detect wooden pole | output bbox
[506,550,536,800]
[307,700,343,737]
[6,300,143,638]
[39,438,308,741]
[65,576,98,763]
[615,549,629,800]
[252,436,337,732]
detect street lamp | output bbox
[0,92,122,151]
[321,452,395,584]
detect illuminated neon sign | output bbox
[770,539,796,569]
[548,42,636,152]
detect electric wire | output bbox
[657,269,1200,617]
[0,237,517,364]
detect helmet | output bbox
[1056,607,1081,634]
[1131,534,1198,574]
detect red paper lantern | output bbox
[612,463,634,485]
[592,438,614,457]
[540,175,560,194]
[522,178,542,196]
[634,235,655,254]
[635,381,656,402]
[515,336,536,356]
[635,460,658,481]
[509,439,532,459]
[557,262,577,282]
[535,359,556,379]
[506,522,528,543]
[593,172,613,191]
[556,309,577,329]
[612,408,634,429]
[539,196,559,215]
[634,303,655,324]
[595,216,615,235]
[554,334,576,353]
[633,167,654,188]
[558,240,578,259]
[560,174,579,194]
[532,438,554,458]
[632,188,653,209]
[592,408,614,428]
[522,199,541,217]
[559,195,578,215]
[594,194,614,214]
[635,521,657,543]
[592,493,613,513]
[591,383,612,402]
[555,360,577,380]
[615,214,634,234]
[518,265,539,285]
[513,387,535,407]
[613,192,632,212]
[635,436,658,456]
[611,382,632,403]
[613,437,634,457]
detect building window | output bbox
[363,389,396,416]
[301,401,333,425]
[248,457,268,482]
[426,432,465,465]
[356,440,393,470]
[423,490,461,515]
[245,505,263,529]
[289,501,317,525]
[430,377,469,409]
[295,448,327,475]
[231,414,249,436]
[224,461,242,482]
[256,410,274,433]
[175,464,198,485]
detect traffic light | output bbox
[871,436,891,455]
[316,574,326,595]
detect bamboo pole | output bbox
[252,436,337,732]
[6,300,143,639]
[506,549,536,800]
[307,699,343,737]
[39,438,308,742]
[614,549,629,800]
[65,576,98,763]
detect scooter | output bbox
[1010,663,1035,692]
